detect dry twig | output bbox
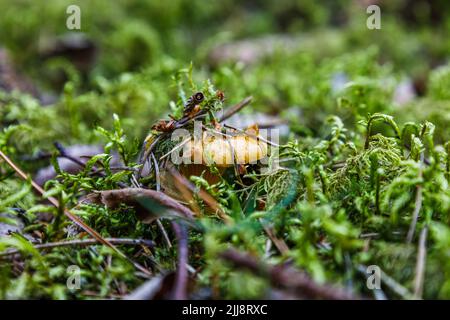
[168,167,232,223]
[219,96,253,122]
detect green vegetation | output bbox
[0,0,449,299]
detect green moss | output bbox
[0,0,450,300]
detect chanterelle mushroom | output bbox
[137,89,270,205]
[160,124,269,199]
[183,124,268,167]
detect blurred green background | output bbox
[0,0,449,154]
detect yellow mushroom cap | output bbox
[184,125,268,167]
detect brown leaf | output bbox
[86,188,195,224]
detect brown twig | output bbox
[169,166,202,215]
[91,188,195,221]
[0,238,154,258]
[168,167,232,223]
[54,142,85,168]
[0,150,151,276]
[261,221,289,255]
[219,96,253,122]
[156,220,172,249]
[220,248,358,300]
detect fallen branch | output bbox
[220,248,358,300]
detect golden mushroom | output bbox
[184,124,267,167]
[160,124,269,198]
